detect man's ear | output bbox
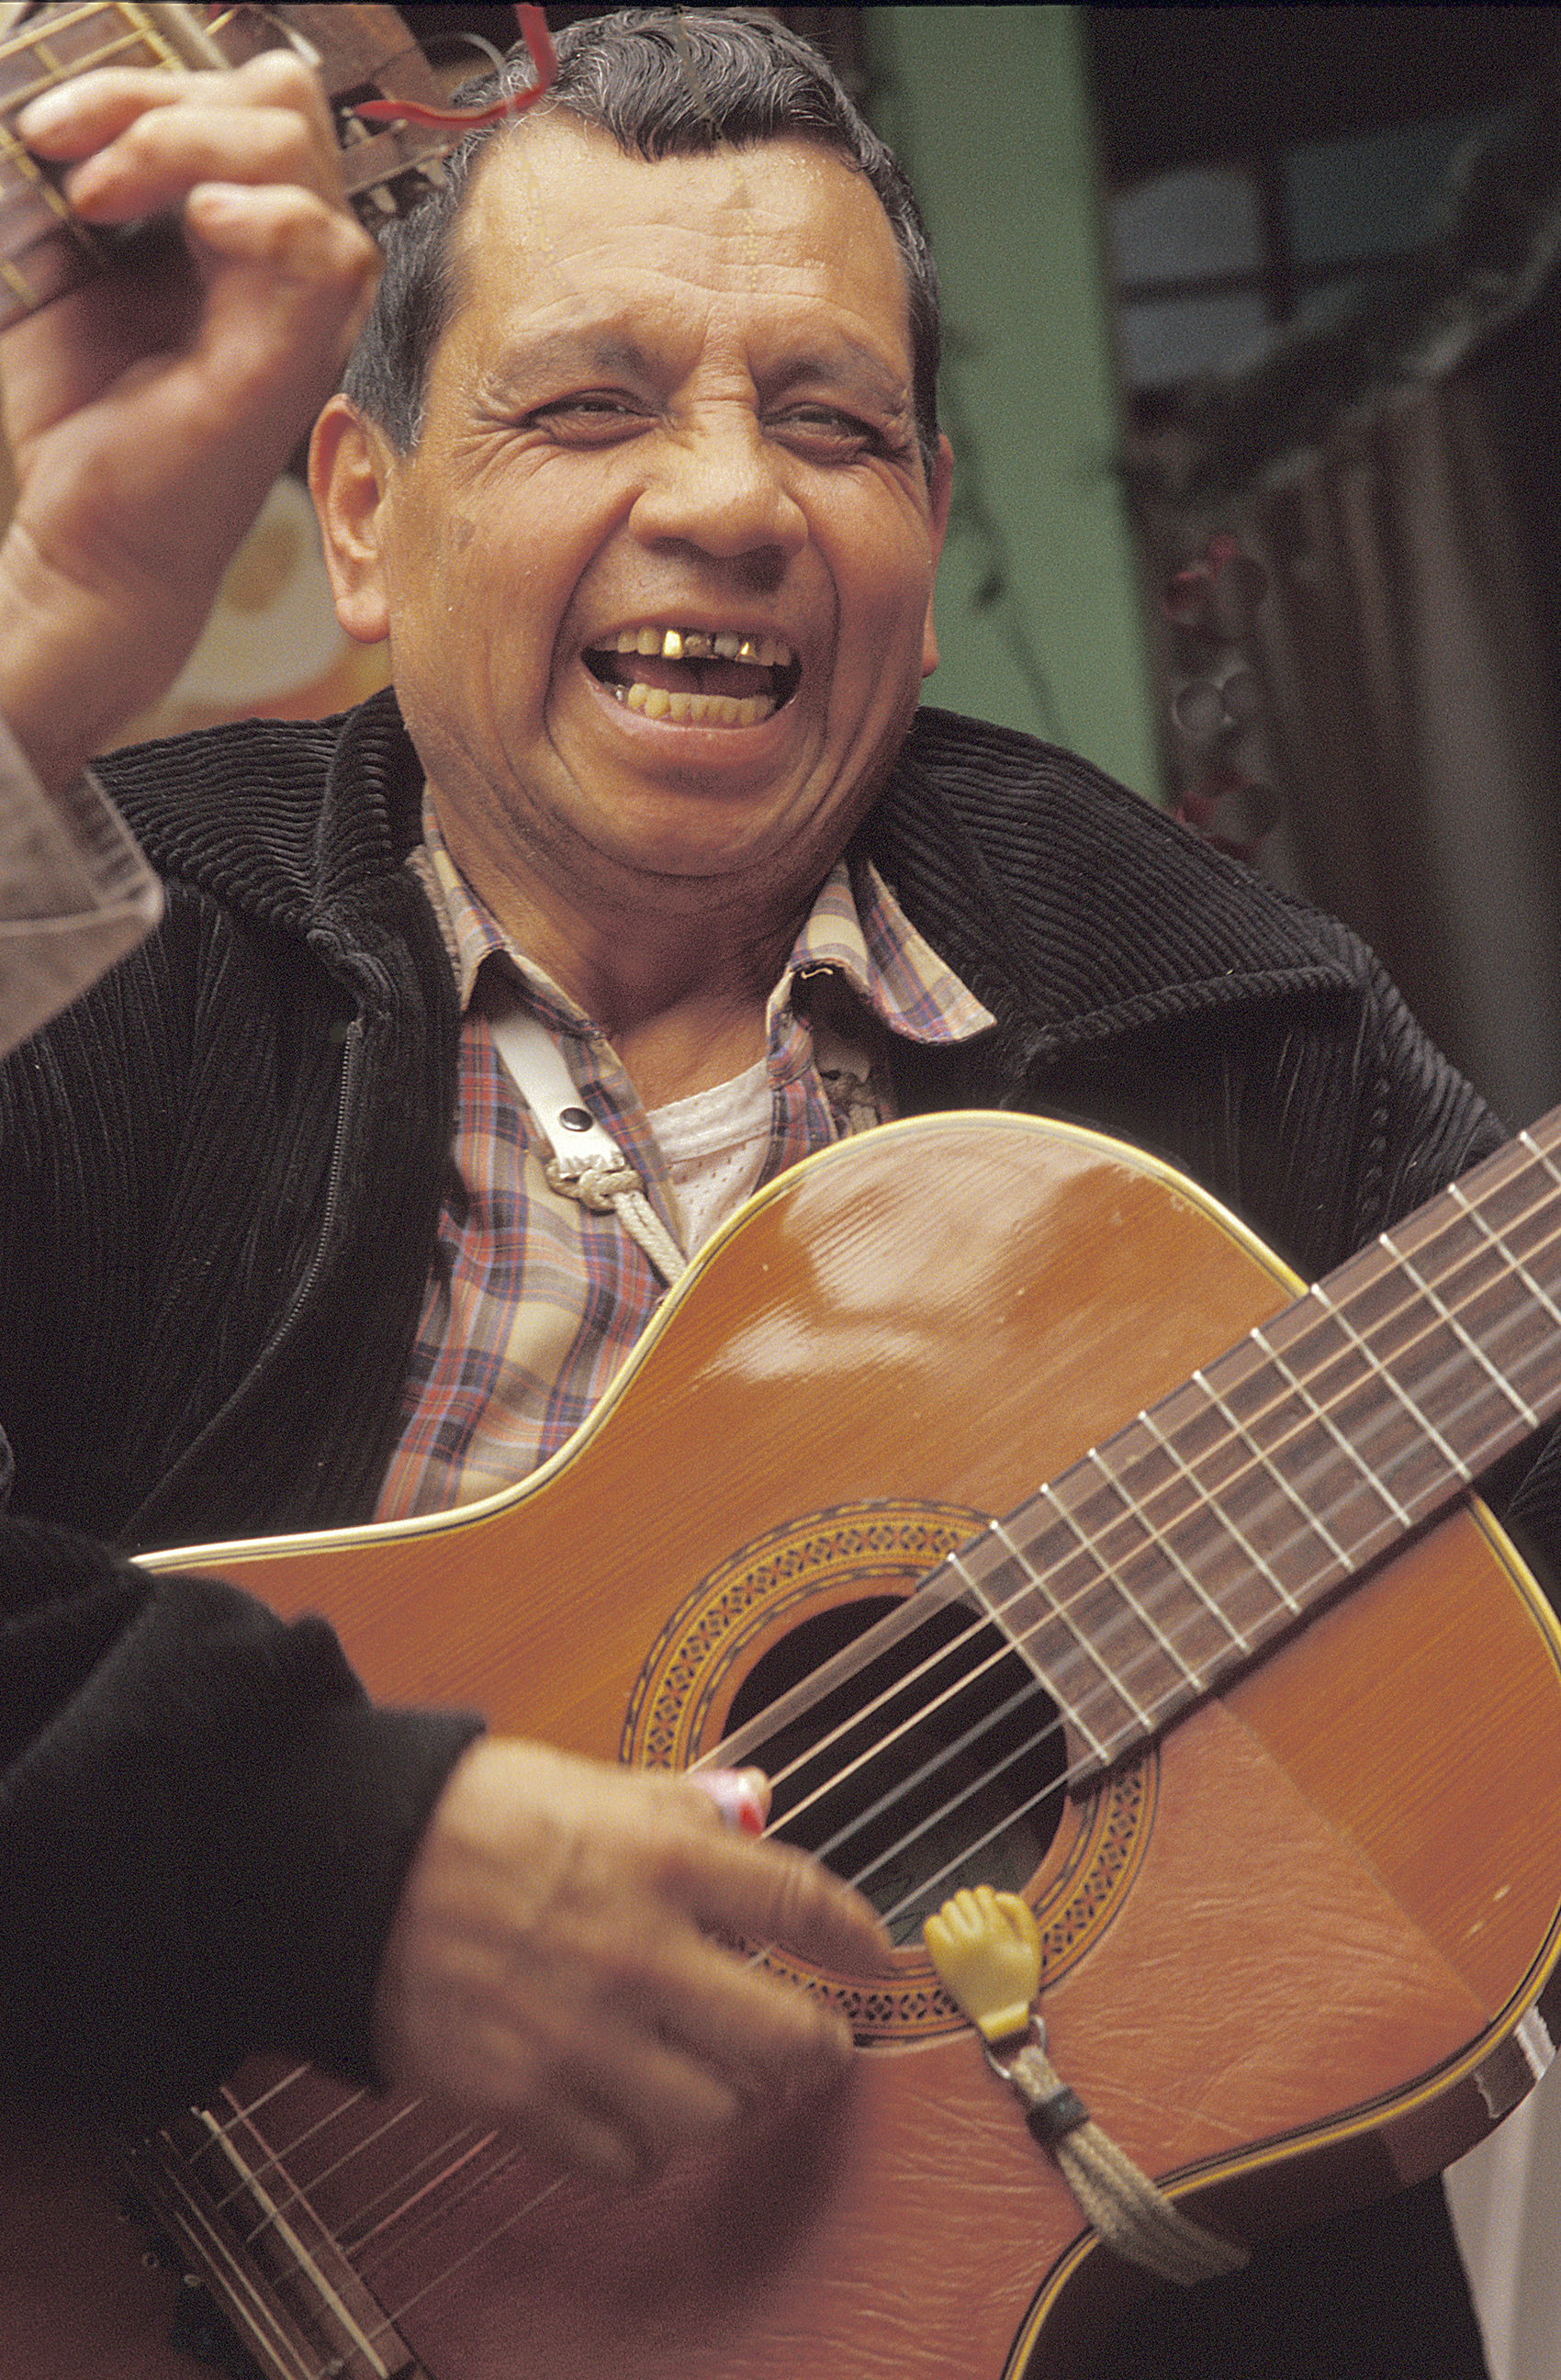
[309,396,395,647]
[922,433,954,680]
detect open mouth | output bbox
[584,625,802,728]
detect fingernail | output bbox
[689,1768,767,1835]
[17,88,78,141]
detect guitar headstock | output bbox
[0,4,552,330]
[208,4,477,227]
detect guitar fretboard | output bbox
[0,5,228,328]
[947,1108,1561,1775]
[0,1,468,335]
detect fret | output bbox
[1183,1364,1325,1606]
[1450,1174,1561,1334]
[1129,1405,1280,1641]
[1084,1442,1250,1656]
[1013,1492,1180,1732]
[0,6,222,331]
[1045,1462,1210,1694]
[0,4,196,96]
[1358,1178,1557,1423]
[1125,1362,1328,1624]
[947,1530,1121,1767]
[943,1107,1561,1792]
[1314,1140,1561,1490]
[1379,1224,1540,1427]
[1206,1312,1409,1558]
[129,2063,432,2379]
[0,5,469,332]
[1304,1276,1473,1486]
[1522,1122,1561,1188]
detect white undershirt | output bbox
[646,1057,774,1255]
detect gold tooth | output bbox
[607,626,793,668]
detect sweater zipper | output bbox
[263,1015,365,1357]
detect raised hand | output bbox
[0,52,380,789]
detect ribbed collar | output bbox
[99,688,1356,1066]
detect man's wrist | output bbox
[0,522,200,793]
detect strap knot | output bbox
[545,1157,640,1213]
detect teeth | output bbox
[611,626,794,667]
[619,681,776,726]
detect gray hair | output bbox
[340,7,941,481]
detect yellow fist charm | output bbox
[924,1884,1041,2043]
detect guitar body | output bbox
[9,1113,1561,2379]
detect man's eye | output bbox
[771,409,896,460]
[529,396,646,442]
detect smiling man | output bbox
[313,116,951,1117]
[0,10,1537,2377]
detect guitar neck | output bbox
[0,2,461,333]
[950,1105,1561,1777]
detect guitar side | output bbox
[8,1113,1561,2379]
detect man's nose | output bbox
[630,413,808,564]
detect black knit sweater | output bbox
[0,691,1529,2373]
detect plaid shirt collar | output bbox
[410,787,994,1055]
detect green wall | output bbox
[865,6,1159,798]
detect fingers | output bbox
[17,53,346,213]
[370,1740,892,2188]
[0,47,380,769]
[15,57,376,342]
[673,1773,892,1979]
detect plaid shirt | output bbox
[375,799,994,1520]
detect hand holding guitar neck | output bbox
[0,52,380,792]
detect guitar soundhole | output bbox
[725,1596,1066,1946]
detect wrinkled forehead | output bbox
[441,116,915,370]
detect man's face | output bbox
[324,117,950,935]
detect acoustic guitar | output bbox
[6,1108,1561,2379]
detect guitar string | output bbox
[731,1127,1561,1869]
[243,2104,491,2250]
[271,1329,1561,2341]
[202,1122,1561,2350]
[0,6,171,82]
[0,3,1160,2363]
[13,0,1555,2123]
[0,1,569,2307]
[245,1134,1561,2338]
[208,1123,1561,2308]
[207,1132,1561,2304]
[679,1134,1561,1960]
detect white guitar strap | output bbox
[487,1001,688,1286]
